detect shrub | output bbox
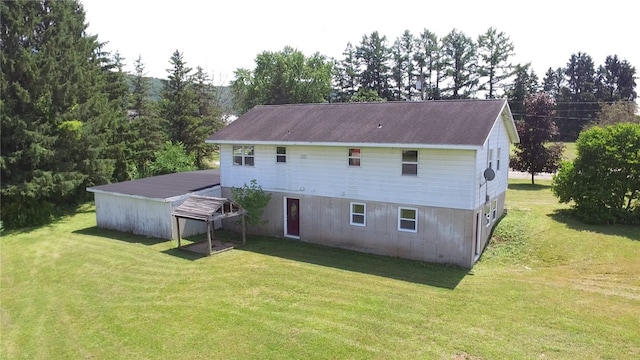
[231,180,272,226]
[551,123,640,224]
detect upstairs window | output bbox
[398,207,418,232]
[348,148,361,167]
[276,146,286,163]
[497,147,501,171]
[233,145,254,166]
[488,149,494,169]
[350,202,366,226]
[401,150,418,176]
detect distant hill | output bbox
[126,75,235,115]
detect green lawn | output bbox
[2,180,639,359]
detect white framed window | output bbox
[350,202,366,226]
[492,199,498,221]
[276,146,286,163]
[233,145,254,166]
[496,147,501,171]
[348,148,361,167]
[488,149,494,169]
[485,202,491,226]
[398,207,418,232]
[401,150,418,176]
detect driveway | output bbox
[508,170,554,180]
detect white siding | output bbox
[474,110,512,209]
[94,193,172,239]
[93,186,222,240]
[220,144,477,210]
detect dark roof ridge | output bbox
[253,99,505,108]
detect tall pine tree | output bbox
[1,0,120,227]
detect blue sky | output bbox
[81,0,639,90]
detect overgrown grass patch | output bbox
[2,180,639,359]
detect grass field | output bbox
[2,180,639,359]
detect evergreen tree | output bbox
[556,52,598,140]
[542,67,565,98]
[334,43,360,102]
[191,66,224,166]
[595,55,637,103]
[441,29,478,99]
[332,42,360,102]
[1,0,119,227]
[160,50,203,165]
[129,55,166,177]
[413,29,441,100]
[390,30,415,101]
[505,63,539,120]
[511,93,564,184]
[477,27,515,98]
[356,31,392,100]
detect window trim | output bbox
[398,207,418,233]
[348,148,361,167]
[233,145,255,166]
[350,202,366,226]
[276,146,286,163]
[488,149,494,170]
[485,202,491,227]
[492,199,498,221]
[401,150,418,176]
[496,147,501,171]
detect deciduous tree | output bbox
[510,93,564,184]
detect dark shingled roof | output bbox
[87,169,220,200]
[207,99,510,146]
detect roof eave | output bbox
[206,139,481,150]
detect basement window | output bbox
[398,207,418,232]
[401,150,418,175]
[233,145,254,166]
[485,202,491,226]
[350,202,366,226]
[492,199,498,221]
[348,148,361,167]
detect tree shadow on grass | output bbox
[74,226,167,246]
[236,235,469,290]
[508,183,552,191]
[3,203,95,236]
[548,209,640,241]
[74,226,221,261]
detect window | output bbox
[485,202,491,226]
[496,147,501,171]
[492,199,498,221]
[350,202,366,226]
[233,145,254,166]
[348,148,361,167]
[401,150,418,175]
[488,149,494,169]
[276,146,286,163]
[398,207,418,232]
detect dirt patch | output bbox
[181,239,241,255]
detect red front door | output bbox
[286,198,300,237]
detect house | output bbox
[206,100,519,268]
[86,170,221,239]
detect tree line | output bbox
[1,0,224,228]
[233,29,637,140]
[1,0,638,229]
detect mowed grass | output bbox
[2,181,639,359]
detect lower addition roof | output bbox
[86,169,220,201]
